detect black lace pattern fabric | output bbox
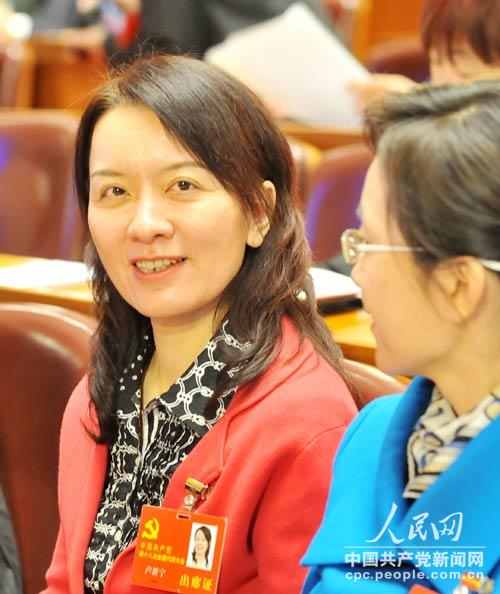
[84,321,246,594]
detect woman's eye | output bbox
[173,180,194,192]
[102,186,126,198]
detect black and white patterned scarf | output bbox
[84,321,247,594]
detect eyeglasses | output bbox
[341,229,423,265]
[481,259,500,273]
[341,228,500,273]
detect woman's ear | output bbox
[246,180,276,248]
[430,256,487,323]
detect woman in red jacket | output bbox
[42,54,357,594]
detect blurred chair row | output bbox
[0,302,95,594]
[326,0,425,63]
[366,37,429,82]
[0,35,106,111]
[0,109,86,260]
[305,143,372,262]
[0,42,35,108]
[0,301,403,594]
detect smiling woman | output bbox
[87,104,270,408]
[41,54,357,594]
[87,104,264,388]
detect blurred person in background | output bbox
[18,0,100,29]
[104,0,334,63]
[349,0,500,110]
[0,0,102,53]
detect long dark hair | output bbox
[365,81,500,273]
[75,54,346,444]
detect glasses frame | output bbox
[341,229,422,265]
[341,228,500,272]
[481,259,500,273]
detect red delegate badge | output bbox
[131,504,227,593]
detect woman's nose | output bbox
[126,193,175,243]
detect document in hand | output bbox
[205,2,370,128]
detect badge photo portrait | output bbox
[185,524,218,572]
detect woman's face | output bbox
[430,42,500,84]
[351,159,457,378]
[194,529,209,557]
[88,105,264,328]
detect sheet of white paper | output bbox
[0,260,89,289]
[310,266,361,304]
[206,2,369,128]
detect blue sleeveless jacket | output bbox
[303,377,500,594]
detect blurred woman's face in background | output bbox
[430,42,500,84]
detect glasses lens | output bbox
[341,229,360,265]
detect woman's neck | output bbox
[142,311,218,407]
[428,342,500,415]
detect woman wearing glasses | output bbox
[303,81,500,594]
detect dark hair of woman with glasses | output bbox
[41,54,357,594]
[303,80,500,594]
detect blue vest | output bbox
[302,377,500,594]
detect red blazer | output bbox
[42,320,356,594]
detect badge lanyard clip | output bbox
[180,477,211,512]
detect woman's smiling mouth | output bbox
[134,258,186,274]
